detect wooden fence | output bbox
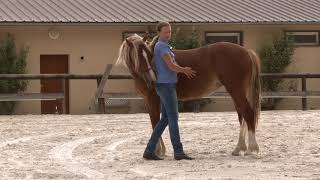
[0,64,319,113]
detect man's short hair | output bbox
[156,21,170,32]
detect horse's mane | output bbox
[115,34,142,72]
[149,35,159,55]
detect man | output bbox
[143,21,197,160]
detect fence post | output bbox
[95,64,113,114]
[302,77,307,110]
[96,78,106,114]
[61,79,66,114]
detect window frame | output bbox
[285,31,320,46]
[204,31,243,46]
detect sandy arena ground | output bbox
[1,111,320,180]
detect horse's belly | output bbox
[205,79,223,95]
[177,76,223,101]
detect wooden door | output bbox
[40,55,69,114]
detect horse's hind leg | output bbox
[232,111,248,156]
[228,88,259,155]
[238,98,259,155]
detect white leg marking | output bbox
[155,138,166,157]
[246,130,259,155]
[232,121,248,156]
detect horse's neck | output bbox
[133,76,152,96]
[128,69,140,79]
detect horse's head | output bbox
[116,33,156,89]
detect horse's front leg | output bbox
[144,91,166,156]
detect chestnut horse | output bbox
[115,34,261,156]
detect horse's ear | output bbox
[126,38,133,47]
[142,32,148,42]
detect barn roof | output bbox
[0,0,319,24]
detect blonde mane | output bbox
[149,35,159,55]
[115,34,144,72]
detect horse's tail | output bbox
[247,49,261,130]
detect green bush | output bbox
[169,28,202,49]
[259,33,295,110]
[0,33,29,114]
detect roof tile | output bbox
[0,0,319,23]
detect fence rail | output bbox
[0,74,132,80]
[1,64,319,113]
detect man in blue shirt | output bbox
[143,21,196,160]
[154,37,178,83]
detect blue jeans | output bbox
[145,83,184,155]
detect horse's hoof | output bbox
[244,151,253,156]
[244,149,259,156]
[232,145,247,156]
[155,150,163,157]
[155,152,165,157]
[240,146,248,152]
[232,151,241,156]
[161,147,166,156]
[155,147,166,157]
[248,144,259,154]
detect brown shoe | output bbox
[174,153,194,160]
[143,151,164,160]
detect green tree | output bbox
[0,33,29,114]
[259,33,295,110]
[169,28,201,49]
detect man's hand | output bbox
[162,54,197,79]
[182,67,197,79]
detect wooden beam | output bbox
[95,64,113,100]
[1,73,320,80]
[261,73,320,79]
[0,73,132,80]
[0,74,102,80]
[103,91,320,100]
[103,92,143,99]
[61,79,66,114]
[302,78,307,110]
[0,93,64,101]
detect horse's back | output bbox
[173,42,249,68]
[173,42,253,100]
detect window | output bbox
[286,31,319,46]
[205,32,242,45]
